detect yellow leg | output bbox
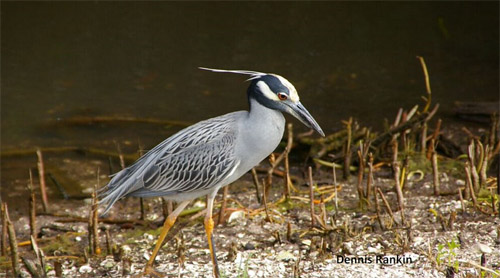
[205,194,220,278]
[143,200,190,277]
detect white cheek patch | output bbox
[257,81,280,101]
[274,74,300,103]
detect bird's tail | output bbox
[97,168,143,216]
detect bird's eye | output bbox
[277,93,288,101]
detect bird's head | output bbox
[200,67,325,137]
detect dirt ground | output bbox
[2,141,499,278]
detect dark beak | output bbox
[289,102,325,137]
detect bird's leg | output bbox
[143,200,190,277]
[204,193,220,278]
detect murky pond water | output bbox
[1,2,498,199]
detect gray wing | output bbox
[99,113,240,214]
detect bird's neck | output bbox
[238,98,285,169]
[247,98,285,133]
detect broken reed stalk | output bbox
[374,184,384,230]
[88,193,94,253]
[464,163,478,208]
[416,56,432,113]
[479,145,490,189]
[28,169,37,243]
[31,235,47,277]
[489,114,499,147]
[400,112,408,153]
[377,188,396,226]
[467,141,481,192]
[139,198,146,221]
[21,256,41,278]
[372,104,439,148]
[393,162,406,225]
[356,146,366,208]
[308,166,316,228]
[427,119,442,159]
[137,146,148,221]
[432,119,442,141]
[5,203,21,277]
[1,203,7,256]
[343,117,353,180]
[490,188,497,214]
[36,149,49,212]
[391,140,399,169]
[320,194,328,227]
[366,152,374,208]
[88,168,101,255]
[283,149,291,199]
[458,188,466,215]
[420,122,428,154]
[393,108,403,129]
[251,168,262,204]
[217,185,229,226]
[48,173,69,200]
[332,164,338,215]
[116,144,126,170]
[265,153,276,200]
[105,228,112,255]
[261,178,272,223]
[430,139,440,196]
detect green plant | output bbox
[436,237,460,273]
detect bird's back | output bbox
[98,111,245,215]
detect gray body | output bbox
[99,68,323,216]
[99,99,284,214]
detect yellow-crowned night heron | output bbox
[98,68,324,277]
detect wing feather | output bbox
[98,113,240,215]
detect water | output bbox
[2,2,498,153]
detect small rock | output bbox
[309,251,319,259]
[277,250,294,262]
[234,252,243,264]
[247,269,257,276]
[475,243,492,254]
[79,264,92,273]
[100,259,115,269]
[343,242,354,255]
[121,245,131,254]
[456,179,466,186]
[243,242,255,250]
[228,210,245,224]
[143,233,154,241]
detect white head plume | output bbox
[199,67,267,81]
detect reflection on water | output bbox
[1,2,499,152]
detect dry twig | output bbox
[28,169,37,243]
[36,149,49,212]
[308,167,316,228]
[5,203,21,277]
